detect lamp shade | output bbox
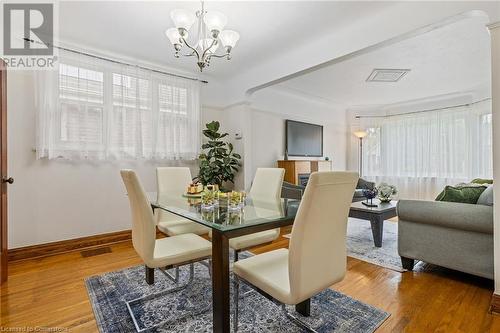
[170,9,196,31]
[165,28,182,45]
[353,130,368,138]
[203,11,227,32]
[198,38,219,54]
[219,30,240,48]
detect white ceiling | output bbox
[58,1,500,108]
[275,15,492,108]
[59,1,396,79]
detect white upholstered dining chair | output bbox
[120,169,212,332]
[156,167,210,236]
[232,171,359,332]
[210,167,285,261]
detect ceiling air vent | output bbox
[366,69,410,82]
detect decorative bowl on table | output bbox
[377,183,397,203]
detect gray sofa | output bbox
[397,200,494,279]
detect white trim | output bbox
[488,22,500,30]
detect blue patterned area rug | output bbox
[346,219,405,272]
[85,253,389,332]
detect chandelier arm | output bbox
[181,37,202,62]
[208,52,230,58]
[200,38,218,62]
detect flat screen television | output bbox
[285,120,323,157]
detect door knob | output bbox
[2,177,14,184]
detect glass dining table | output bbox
[149,193,300,332]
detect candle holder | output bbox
[362,188,378,207]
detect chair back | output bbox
[120,170,156,265]
[156,167,192,195]
[156,167,192,223]
[288,171,358,303]
[249,168,285,200]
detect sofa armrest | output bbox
[397,200,493,234]
[281,182,305,200]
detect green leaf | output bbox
[206,121,220,132]
[198,120,241,188]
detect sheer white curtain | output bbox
[36,49,201,160]
[361,100,492,200]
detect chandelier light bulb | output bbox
[203,11,227,36]
[219,30,240,49]
[165,28,183,46]
[170,9,196,31]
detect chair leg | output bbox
[233,274,240,332]
[401,256,415,270]
[161,266,180,283]
[145,266,154,285]
[236,276,318,333]
[295,298,310,317]
[199,259,212,277]
[128,263,207,332]
[281,304,318,333]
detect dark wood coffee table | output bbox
[349,199,398,247]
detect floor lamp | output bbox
[353,130,368,177]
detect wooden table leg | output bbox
[369,215,384,247]
[212,229,230,333]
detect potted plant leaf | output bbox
[196,121,241,190]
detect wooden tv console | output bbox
[277,160,332,185]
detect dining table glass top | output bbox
[148,192,300,232]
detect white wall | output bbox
[7,71,222,248]
[236,87,348,189]
[249,109,346,175]
[490,23,500,294]
[6,66,349,248]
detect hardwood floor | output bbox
[1,229,499,332]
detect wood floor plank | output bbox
[1,231,499,332]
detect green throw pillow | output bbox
[435,183,487,204]
[471,178,493,185]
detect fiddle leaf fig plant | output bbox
[197,121,241,188]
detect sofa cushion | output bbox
[477,185,494,206]
[435,183,487,204]
[471,178,493,185]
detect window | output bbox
[58,64,104,147]
[36,50,201,160]
[111,73,152,155]
[360,101,492,200]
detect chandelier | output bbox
[165,1,240,72]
